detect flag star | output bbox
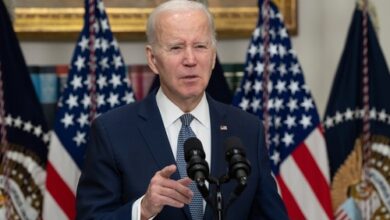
[74,56,86,71]
[267,62,275,72]
[84,75,92,89]
[378,109,387,122]
[110,74,122,88]
[5,115,13,126]
[269,29,276,40]
[278,64,287,76]
[93,21,100,33]
[253,27,261,39]
[239,98,250,111]
[248,44,257,58]
[270,151,280,164]
[66,94,79,109]
[258,45,265,57]
[290,63,301,75]
[43,133,50,143]
[301,97,314,111]
[99,57,109,70]
[70,75,83,90]
[274,98,284,112]
[33,125,42,137]
[101,38,109,52]
[122,92,135,104]
[97,0,105,13]
[97,94,106,107]
[255,61,264,75]
[61,113,74,128]
[243,81,252,94]
[269,43,278,57]
[267,99,274,110]
[279,27,288,39]
[97,75,108,89]
[287,98,298,112]
[77,113,89,128]
[251,98,261,112]
[344,108,354,121]
[107,92,119,107]
[73,131,86,146]
[245,62,254,75]
[284,115,296,129]
[282,133,294,147]
[253,80,262,94]
[279,44,287,58]
[288,81,300,94]
[300,115,312,129]
[334,111,343,124]
[13,116,23,128]
[370,108,377,120]
[112,55,123,69]
[274,117,282,129]
[100,18,109,32]
[78,36,89,52]
[94,37,101,50]
[324,116,334,128]
[111,39,119,50]
[123,76,131,86]
[23,121,33,132]
[275,80,286,94]
[81,94,91,109]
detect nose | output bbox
[183,47,196,66]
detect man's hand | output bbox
[141,164,193,219]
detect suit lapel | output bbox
[137,92,191,219]
[204,96,230,220]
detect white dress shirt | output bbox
[132,88,211,220]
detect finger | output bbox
[159,164,177,178]
[159,187,192,204]
[178,177,192,187]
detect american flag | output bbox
[232,1,333,219]
[43,0,135,219]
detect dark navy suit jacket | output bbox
[76,92,288,220]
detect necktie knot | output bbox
[180,113,194,127]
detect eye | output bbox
[169,45,183,51]
[195,44,207,49]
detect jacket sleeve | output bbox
[76,118,134,220]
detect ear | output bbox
[211,49,217,70]
[146,45,159,75]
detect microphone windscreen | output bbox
[184,137,203,161]
[224,136,245,153]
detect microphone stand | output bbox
[197,175,230,220]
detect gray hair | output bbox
[146,0,217,47]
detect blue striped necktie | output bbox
[176,113,203,220]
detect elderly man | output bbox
[76,0,288,219]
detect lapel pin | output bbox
[220,125,228,131]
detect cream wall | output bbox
[20,0,390,117]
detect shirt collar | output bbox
[156,88,210,128]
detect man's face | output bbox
[146,9,216,108]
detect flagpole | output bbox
[88,0,98,122]
[361,0,372,218]
[262,0,271,148]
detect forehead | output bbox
[155,9,211,42]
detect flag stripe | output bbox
[46,162,76,219]
[292,141,333,219]
[48,132,81,194]
[275,175,306,219]
[43,191,68,220]
[305,126,331,182]
[280,149,329,220]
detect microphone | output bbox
[184,137,210,198]
[224,136,251,196]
